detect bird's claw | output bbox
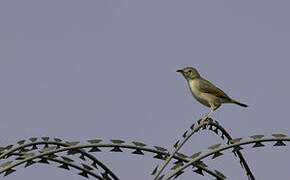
[200,118,209,126]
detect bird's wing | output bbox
[198,78,230,100]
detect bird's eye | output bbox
[188,70,192,73]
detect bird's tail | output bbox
[231,99,248,108]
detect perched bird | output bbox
[177,67,247,124]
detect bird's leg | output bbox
[200,105,215,124]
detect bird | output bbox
[177,67,247,124]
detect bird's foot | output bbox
[200,118,209,125]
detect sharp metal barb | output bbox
[240,160,244,169]
[19,148,30,153]
[0,161,13,168]
[252,142,265,148]
[157,174,165,180]
[190,152,201,159]
[79,153,86,161]
[208,143,221,150]
[4,169,16,177]
[0,147,5,152]
[213,127,219,134]
[2,155,11,160]
[20,152,35,159]
[209,125,213,130]
[151,165,158,175]
[110,147,123,152]
[81,163,93,171]
[58,163,70,170]
[67,149,79,155]
[47,154,58,159]
[272,134,287,138]
[214,170,226,179]
[6,145,13,150]
[171,162,183,170]
[132,141,146,147]
[212,152,223,159]
[182,131,188,138]
[101,172,111,180]
[110,139,125,144]
[163,153,169,159]
[24,160,36,168]
[89,147,101,152]
[193,168,204,176]
[65,141,80,146]
[248,173,253,180]
[197,119,201,124]
[17,140,25,145]
[208,118,214,123]
[195,161,207,168]
[38,158,50,164]
[230,138,243,144]
[40,146,56,153]
[216,177,224,180]
[88,139,102,144]
[173,140,179,148]
[153,153,164,160]
[131,149,144,155]
[250,135,264,139]
[232,146,243,153]
[29,137,37,142]
[173,159,183,165]
[226,140,230,145]
[154,146,167,152]
[78,171,89,178]
[16,156,25,160]
[174,170,184,179]
[44,143,49,148]
[273,140,286,146]
[176,152,187,159]
[190,123,195,130]
[221,133,225,140]
[54,138,62,142]
[61,156,74,162]
[31,145,38,150]
[91,161,98,169]
[233,151,237,157]
[41,137,49,141]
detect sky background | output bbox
[1,0,290,179]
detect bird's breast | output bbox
[188,80,200,96]
[188,79,211,107]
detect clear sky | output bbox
[1,0,290,179]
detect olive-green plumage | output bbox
[177,67,247,123]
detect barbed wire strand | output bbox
[167,137,290,179]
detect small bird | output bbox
[177,67,247,124]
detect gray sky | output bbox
[1,0,290,179]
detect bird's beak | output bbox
[176,69,183,73]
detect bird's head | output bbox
[177,67,200,80]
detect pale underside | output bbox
[188,78,231,108]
